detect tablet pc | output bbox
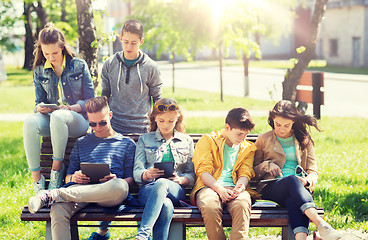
[38,103,59,110]
[80,163,110,184]
[260,178,278,183]
[154,162,175,178]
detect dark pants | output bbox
[261,175,317,235]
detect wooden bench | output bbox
[21,134,324,240]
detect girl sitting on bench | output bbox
[133,98,195,240]
[253,100,341,240]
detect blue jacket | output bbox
[33,55,95,117]
[133,129,195,187]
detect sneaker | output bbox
[88,231,111,240]
[48,163,65,190]
[28,190,52,214]
[33,175,46,195]
[318,221,342,240]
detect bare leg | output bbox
[295,232,307,240]
[31,170,42,182]
[304,208,324,228]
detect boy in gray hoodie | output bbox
[101,19,162,134]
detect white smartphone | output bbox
[38,103,59,110]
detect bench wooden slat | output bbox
[21,133,325,240]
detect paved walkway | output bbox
[249,229,368,239]
[0,110,271,122]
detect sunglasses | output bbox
[89,120,108,127]
[295,165,308,177]
[156,104,179,112]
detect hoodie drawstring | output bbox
[137,63,143,94]
[117,62,122,92]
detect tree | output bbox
[75,0,99,89]
[0,0,20,53]
[22,0,79,70]
[129,0,212,93]
[282,0,328,102]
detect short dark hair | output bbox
[85,96,109,113]
[121,19,144,39]
[225,107,255,130]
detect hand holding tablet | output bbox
[80,163,110,184]
[154,162,175,178]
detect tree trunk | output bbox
[219,41,223,102]
[282,0,328,102]
[242,53,249,96]
[33,1,49,28]
[61,0,67,22]
[23,2,34,70]
[75,0,99,90]
[171,51,175,93]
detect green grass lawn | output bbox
[1,64,368,239]
[1,116,368,239]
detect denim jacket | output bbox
[33,55,95,117]
[133,129,195,187]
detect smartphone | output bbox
[38,103,59,110]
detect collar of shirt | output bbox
[154,128,183,143]
[44,54,66,70]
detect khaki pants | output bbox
[50,178,129,240]
[196,187,252,240]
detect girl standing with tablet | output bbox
[253,100,341,240]
[23,23,94,194]
[133,98,195,240]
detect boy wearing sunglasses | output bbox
[190,108,258,240]
[101,19,162,135]
[27,96,136,240]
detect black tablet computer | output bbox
[154,162,175,178]
[80,163,110,184]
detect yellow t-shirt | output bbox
[44,55,67,105]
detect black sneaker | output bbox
[28,190,52,214]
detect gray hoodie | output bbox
[101,50,162,134]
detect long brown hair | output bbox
[268,100,321,150]
[32,22,75,71]
[149,98,185,133]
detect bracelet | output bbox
[69,174,73,182]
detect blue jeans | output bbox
[261,175,317,235]
[136,178,186,240]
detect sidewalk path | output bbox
[249,229,368,239]
[0,110,269,122]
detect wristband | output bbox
[69,174,73,182]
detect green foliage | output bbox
[129,0,213,61]
[0,0,21,52]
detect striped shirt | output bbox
[67,133,136,179]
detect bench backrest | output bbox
[40,133,258,193]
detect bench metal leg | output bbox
[45,221,52,240]
[282,225,296,240]
[70,221,79,240]
[168,222,185,240]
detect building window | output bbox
[330,39,338,57]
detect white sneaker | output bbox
[33,175,45,195]
[28,190,52,214]
[318,221,342,240]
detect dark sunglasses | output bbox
[295,165,308,177]
[156,104,179,112]
[89,120,108,127]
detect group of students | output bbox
[23,20,342,240]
